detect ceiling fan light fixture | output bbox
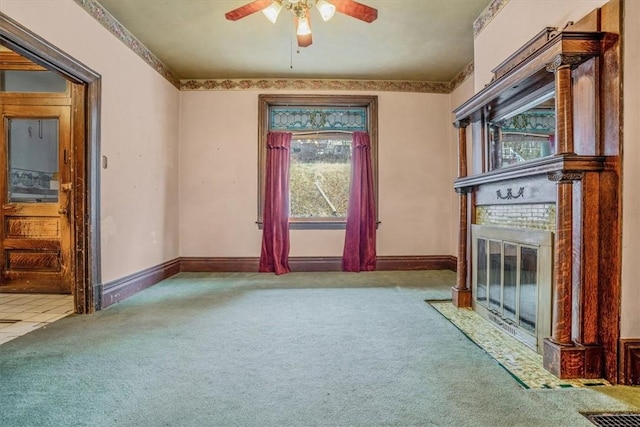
[296,16,312,36]
[262,1,283,23]
[315,0,336,21]
[225,0,378,48]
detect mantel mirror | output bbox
[487,91,555,170]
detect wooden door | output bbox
[0,104,73,293]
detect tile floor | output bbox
[429,301,610,389]
[0,293,74,345]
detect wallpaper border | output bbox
[473,0,510,38]
[73,0,180,88]
[180,78,451,93]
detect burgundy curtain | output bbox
[343,131,376,272]
[259,131,292,275]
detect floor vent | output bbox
[584,413,640,426]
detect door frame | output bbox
[0,13,101,313]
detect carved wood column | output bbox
[543,54,596,378]
[573,173,604,378]
[551,58,577,154]
[452,119,472,307]
[544,171,589,378]
[549,172,577,346]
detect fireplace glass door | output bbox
[519,247,538,333]
[472,225,552,353]
[476,239,539,337]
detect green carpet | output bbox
[0,271,638,426]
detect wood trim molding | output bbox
[0,51,45,70]
[180,256,457,273]
[180,257,345,272]
[376,256,456,271]
[290,257,342,272]
[455,31,602,121]
[100,259,180,309]
[619,339,640,385]
[180,257,259,273]
[97,255,457,309]
[454,155,605,189]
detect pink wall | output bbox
[378,92,454,256]
[0,0,181,283]
[178,91,261,256]
[179,90,456,257]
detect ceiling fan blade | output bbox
[295,12,313,48]
[225,0,272,21]
[329,0,378,23]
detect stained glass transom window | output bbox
[269,107,367,131]
[489,92,556,169]
[496,110,555,134]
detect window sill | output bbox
[257,219,346,230]
[256,220,380,230]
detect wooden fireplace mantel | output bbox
[455,30,603,123]
[451,0,622,383]
[454,154,605,189]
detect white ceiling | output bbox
[96,0,491,82]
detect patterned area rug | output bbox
[428,301,610,389]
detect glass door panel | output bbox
[519,246,538,333]
[1,70,67,93]
[488,240,502,311]
[8,118,59,203]
[503,243,518,321]
[476,238,488,305]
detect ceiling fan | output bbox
[225,0,378,48]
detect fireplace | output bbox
[472,225,553,353]
[452,5,622,380]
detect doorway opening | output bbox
[0,13,101,314]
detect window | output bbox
[258,95,378,229]
[290,133,351,218]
